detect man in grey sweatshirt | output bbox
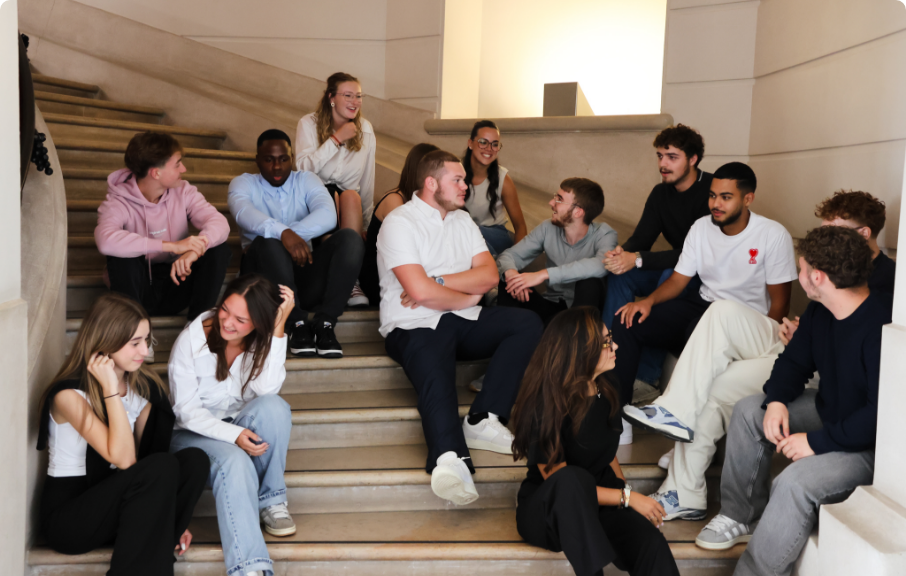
[496,177,617,326]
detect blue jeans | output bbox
[170,395,292,576]
[479,224,514,258]
[602,268,678,386]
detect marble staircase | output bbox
[27,72,743,575]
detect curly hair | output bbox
[797,226,873,289]
[814,190,886,239]
[653,123,705,167]
[314,72,364,153]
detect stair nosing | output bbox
[36,91,164,115]
[54,138,255,160]
[62,168,235,183]
[42,112,227,139]
[290,405,469,425]
[32,74,100,94]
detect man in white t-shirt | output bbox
[613,162,796,444]
[377,150,543,506]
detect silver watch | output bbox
[434,276,445,286]
[634,253,643,269]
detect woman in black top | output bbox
[511,307,678,576]
[359,142,439,304]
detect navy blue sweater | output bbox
[762,291,892,455]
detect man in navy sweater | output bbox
[694,226,892,576]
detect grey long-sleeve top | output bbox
[497,220,617,306]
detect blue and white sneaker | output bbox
[650,490,706,521]
[622,404,694,442]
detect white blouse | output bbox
[294,112,377,228]
[47,388,148,477]
[168,311,288,444]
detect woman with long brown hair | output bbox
[167,274,295,576]
[511,307,678,576]
[358,142,439,304]
[295,71,374,307]
[36,293,209,576]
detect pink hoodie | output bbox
[95,168,230,265]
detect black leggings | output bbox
[41,450,209,576]
[516,466,679,576]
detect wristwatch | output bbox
[434,276,445,286]
[622,485,632,509]
[634,253,643,269]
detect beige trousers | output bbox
[654,300,785,510]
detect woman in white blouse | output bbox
[168,274,295,576]
[295,71,375,306]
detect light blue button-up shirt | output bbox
[228,170,337,250]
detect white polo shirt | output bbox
[675,212,798,316]
[376,193,489,337]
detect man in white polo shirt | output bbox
[613,162,796,448]
[377,150,543,506]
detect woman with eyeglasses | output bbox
[510,307,678,576]
[295,71,374,307]
[463,120,528,258]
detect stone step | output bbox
[65,179,230,206]
[36,91,164,124]
[54,138,256,174]
[66,234,243,275]
[32,73,100,98]
[43,113,226,149]
[28,509,743,576]
[67,206,241,235]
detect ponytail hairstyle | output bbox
[315,72,364,153]
[510,307,620,473]
[41,293,166,426]
[205,274,282,395]
[463,120,502,218]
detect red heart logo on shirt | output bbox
[749,249,758,264]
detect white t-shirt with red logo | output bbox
[674,211,798,315]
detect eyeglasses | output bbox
[553,197,581,209]
[337,92,364,102]
[602,334,614,349]
[475,138,503,151]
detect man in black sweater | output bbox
[695,226,891,576]
[602,124,712,405]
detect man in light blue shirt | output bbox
[228,129,364,359]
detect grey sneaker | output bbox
[632,379,660,404]
[260,502,296,536]
[695,514,752,550]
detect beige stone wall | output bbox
[0,1,28,574]
[69,0,445,114]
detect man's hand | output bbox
[502,270,530,302]
[778,317,800,346]
[281,229,313,267]
[334,121,358,143]
[604,246,637,275]
[616,298,653,328]
[400,290,420,309]
[776,433,814,461]
[763,401,790,446]
[170,251,199,285]
[506,270,547,295]
[165,235,208,256]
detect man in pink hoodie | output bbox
[95,132,231,321]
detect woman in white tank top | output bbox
[36,293,209,576]
[463,120,528,258]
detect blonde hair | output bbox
[315,72,364,153]
[42,293,167,424]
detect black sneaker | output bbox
[289,322,316,357]
[314,320,343,358]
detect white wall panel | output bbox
[662,79,754,156]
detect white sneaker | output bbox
[347,281,369,307]
[463,413,513,454]
[431,451,479,505]
[658,448,675,470]
[468,374,484,393]
[620,418,634,445]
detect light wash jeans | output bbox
[170,395,292,576]
[720,392,874,576]
[479,224,514,258]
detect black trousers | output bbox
[611,290,711,405]
[240,229,364,328]
[516,466,679,576]
[40,450,209,576]
[107,242,231,320]
[385,307,543,473]
[497,277,606,327]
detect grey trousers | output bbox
[720,391,874,576]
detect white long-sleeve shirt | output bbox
[294,112,376,227]
[168,311,288,444]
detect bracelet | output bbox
[104,393,120,399]
[622,485,632,509]
[330,135,342,147]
